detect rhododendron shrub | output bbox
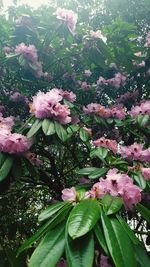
[0,1,150,267]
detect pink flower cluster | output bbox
[93,137,118,154]
[0,113,31,154]
[55,8,78,34]
[83,103,126,119]
[15,43,44,78]
[61,169,141,209]
[141,168,150,180]
[30,88,76,124]
[144,32,150,47]
[97,73,126,89]
[80,81,91,91]
[9,92,29,104]
[130,101,150,117]
[120,143,150,162]
[87,169,141,209]
[116,91,138,104]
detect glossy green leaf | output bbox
[66,231,94,267]
[42,119,55,136]
[79,128,89,142]
[76,167,100,176]
[133,173,146,189]
[0,156,13,182]
[116,215,141,245]
[137,115,149,127]
[54,121,68,142]
[137,204,150,224]
[94,223,109,255]
[17,203,72,256]
[90,148,108,160]
[101,211,137,267]
[38,201,71,222]
[29,223,65,267]
[68,199,100,239]
[89,168,108,179]
[134,245,150,267]
[102,195,123,215]
[27,119,42,138]
[67,125,79,134]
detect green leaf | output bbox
[66,232,94,267]
[76,167,100,176]
[17,203,72,256]
[90,147,108,161]
[101,211,137,267]
[89,168,108,179]
[134,245,150,267]
[102,195,123,215]
[42,119,55,136]
[0,155,14,182]
[54,121,68,142]
[67,125,79,134]
[116,215,141,245]
[79,128,89,142]
[68,199,100,239]
[38,201,71,222]
[29,224,65,267]
[137,204,150,224]
[137,115,149,127]
[94,223,109,255]
[27,119,42,138]
[133,173,146,189]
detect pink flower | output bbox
[25,152,42,166]
[81,81,91,91]
[120,143,143,161]
[93,137,118,154]
[2,133,32,154]
[100,254,112,267]
[87,169,141,209]
[107,73,126,88]
[83,127,92,137]
[3,46,14,54]
[97,76,107,86]
[83,103,101,114]
[0,113,14,131]
[55,8,78,34]
[30,89,71,124]
[15,43,44,78]
[123,185,141,209]
[110,105,126,120]
[62,187,77,202]
[130,100,150,117]
[61,90,76,103]
[141,168,150,180]
[84,69,92,77]
[90,30,107,42]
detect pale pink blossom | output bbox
[141,168,150,180]
[130,101,150,117]
[80,81,91,91]
[87,169,141,209]
[97,76,107,86]
[2,133,32,154]
[84,69,92,77]
[60,90,76,103]
[30,89,71,124]
[83,103,101,114]
[62,187,77,202]
[93,137,118,154]
[107,73,126,89]
[55,8,78,34]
